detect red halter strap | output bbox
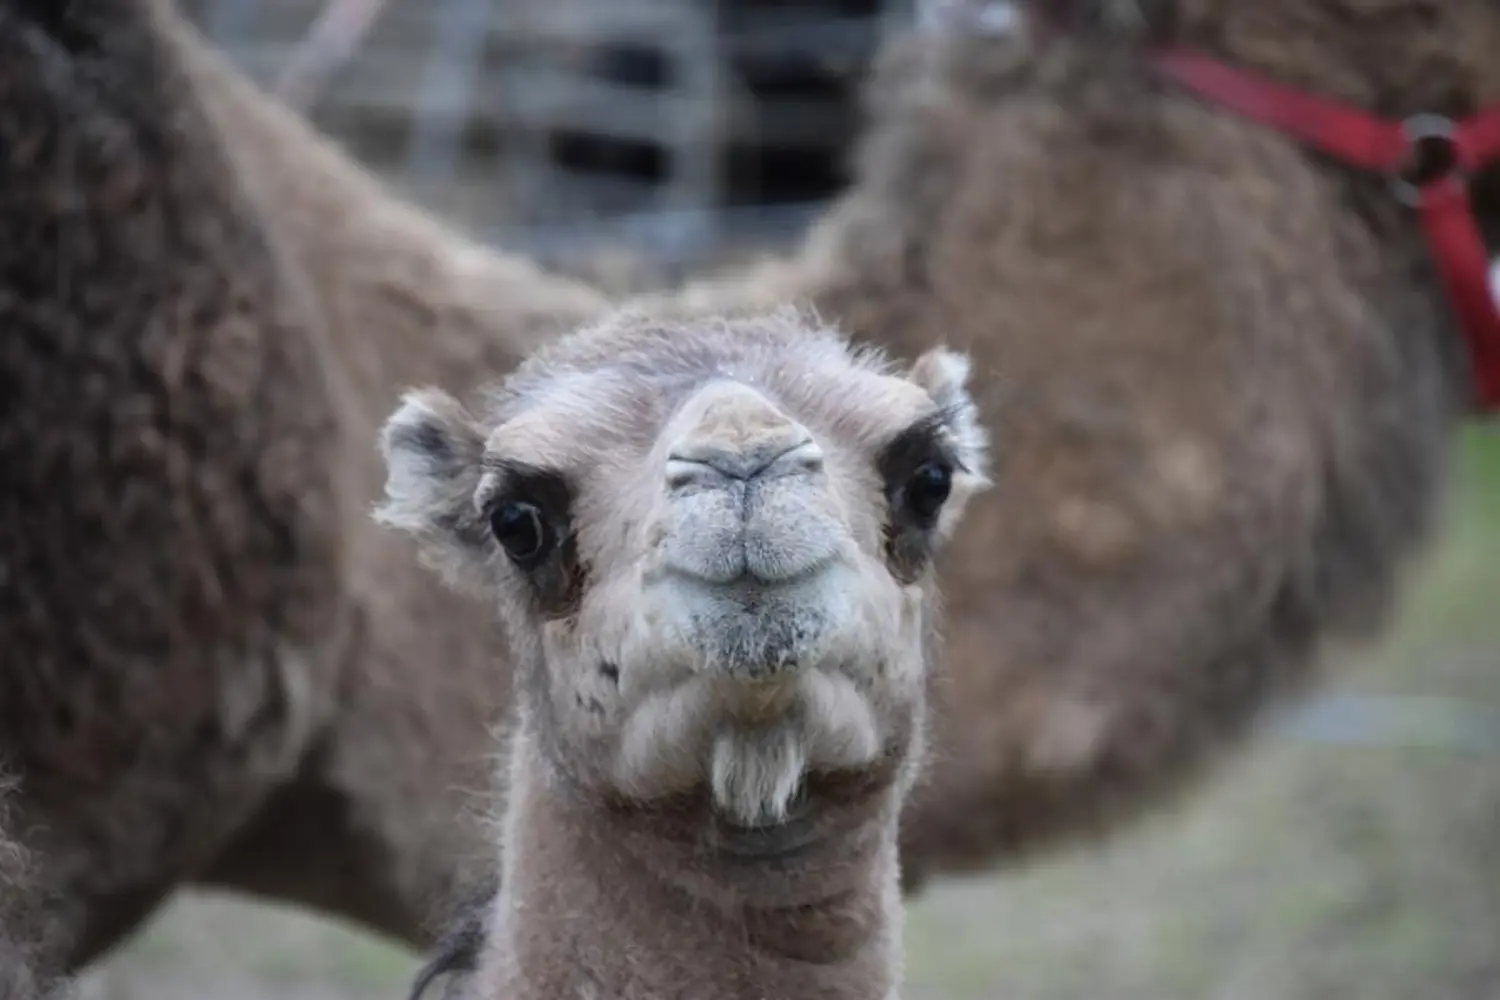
[1149,48,1500,413]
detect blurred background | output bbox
[185,0,921,279]
[71,1,1500,997]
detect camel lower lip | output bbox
[657,574,835,680]
[709,814,819,860]
[665,561,835,590]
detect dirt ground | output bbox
[72,430,1500,999]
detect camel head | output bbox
[376,309,989,832]
[934,0,1500,112]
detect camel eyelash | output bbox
[875,413,964,494]
[479,462,588,616]
[480,462,575,523]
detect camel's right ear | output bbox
[375,390,491,589]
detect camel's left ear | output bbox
[909,348,992,489]
[375,389,492,592]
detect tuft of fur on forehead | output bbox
[491,307,892,414]
[483,307,989,488]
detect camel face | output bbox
[377,310,988,828]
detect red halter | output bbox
[1149,49,1500,413]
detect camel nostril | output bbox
[781,440,825,476]
[665,458,713,491]
[666,437,821,487]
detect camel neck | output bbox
[475,729,903,1000]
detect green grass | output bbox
[901,426,1500,1000]
[1376,427,1500,655]
[82,432,1500,1000]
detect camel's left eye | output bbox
[491,500,554,569]
[903,460,953,527]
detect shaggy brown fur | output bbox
[4,0,1497,974]
[0,0,342,967]
[153,1,608,944]
[377,310,988,1000]
[0,0,599,969]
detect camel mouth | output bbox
[610,786,825,861]
[658,521,845,589]
[704,754,903,861]
[707,810,821,861]
[654,569,846,682]
[656,432,849,590]
[716,673,801,724]
[663,553,839,590]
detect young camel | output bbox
[376,309,989,1000]
[6,0,1500,977]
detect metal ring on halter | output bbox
[1389,113,1466,207]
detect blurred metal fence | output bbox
[185,0,919,267]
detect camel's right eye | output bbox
[491,500,554,569]
[903,459,954,527]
